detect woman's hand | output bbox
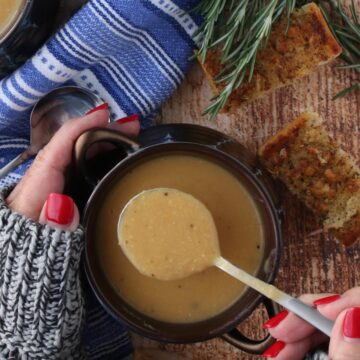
[262,287,360,359]
[5,105,140,230]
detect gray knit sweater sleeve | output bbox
[0,187,85,359]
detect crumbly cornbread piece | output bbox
[201,3,342,111]
[259,112,360,246]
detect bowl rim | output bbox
[83,131,283,343]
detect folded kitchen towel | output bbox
[0,1,201,359]
[0,0,201,186]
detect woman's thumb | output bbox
[39,193,80,231]
[329,307,360,359]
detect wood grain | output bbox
[133,40,360,360]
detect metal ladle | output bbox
[0,86,104,179]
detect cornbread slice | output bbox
[201,3,342,111]
[259,112,360,246]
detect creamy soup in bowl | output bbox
[96,154,264,323]
[78,124,282,353]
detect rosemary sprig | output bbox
[319,0,360,99]
[196,0,359,118]
[195,0,297,118]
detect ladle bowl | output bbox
[118,187,334,338]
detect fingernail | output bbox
[46,193,74,225]
[85,103,109,115]
[343,307,360,341]
[263,310,289,329]
[313,295,341,308]
[262,340,286,358]
[115,114,139,124]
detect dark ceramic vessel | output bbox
[75,124,283,355]
[0,0,60,79]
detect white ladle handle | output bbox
[0,149,34,179]
[214,257,334,337]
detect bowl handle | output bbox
[221,298,279,355]
[74,127,140,188]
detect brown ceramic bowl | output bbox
[75,124,282,354]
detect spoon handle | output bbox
[0,149,34,179]
[279,297,334,337]
[214,257,334,337]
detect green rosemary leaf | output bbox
[337,63,360,69]
[319,0,360,99]
[332,83,360,100]
[350,0,359,25]
[196,0,226,63]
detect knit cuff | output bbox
[0,186,85,359]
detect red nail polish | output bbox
[313,295,341,308]
[85,103,109,115]
[115,114,139,124]
[262,340,286,358]
[46,193,74,225]
[343,307,360,339]
[263,310,289,329]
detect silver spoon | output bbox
[118,188,335,337]
[0,86,104,179]
[214,258,334,337]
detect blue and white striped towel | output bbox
[0,0,201,186]
[0,0,201,358]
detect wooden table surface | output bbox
[133,50,360,359]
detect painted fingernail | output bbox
[313,295,341,308]
[85,103,109,115]
[46,193,74,225]
[262,340,286,358]
[115,114,139,124]
[263,310,289,329]
[343,307,360,341]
